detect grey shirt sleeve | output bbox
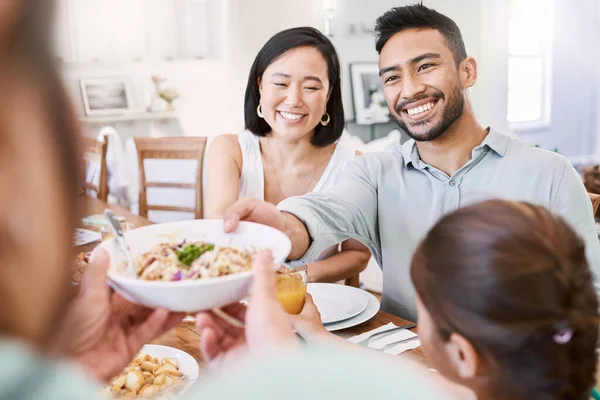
[278,155,382,265]
[550,160,600,290]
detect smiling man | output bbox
[224,5,600,321]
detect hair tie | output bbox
[553,320,574,345]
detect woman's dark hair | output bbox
[411,200,599,400]
[244,27,344,147]
[0,0,80,223]
[374,5,467,67]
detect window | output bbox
[507,0,553,127]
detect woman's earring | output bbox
[320,112,330,126]
[257,104,264,118]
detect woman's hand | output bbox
[50,248,184,382]
[195,250,299,370]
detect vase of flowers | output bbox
[151,75,179,111]
[158,88,179,111]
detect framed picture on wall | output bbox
[79,78,134,116]
[349,62,390,125]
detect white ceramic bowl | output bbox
[101,219,291,312]
[137,344,199,376]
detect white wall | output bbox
[64,59,239,140]
[67,0,600,161]
[66,0,493,144]
[63,0,237,142]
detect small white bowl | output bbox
[132,345,199,397]
[101,219,291,312]
[137,345,199,377]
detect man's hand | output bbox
[223,197,310,259]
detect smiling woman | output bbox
[205,27,371,285]
[243,27,345,147]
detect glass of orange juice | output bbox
[275,264,307,314]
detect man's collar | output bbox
[400,139,418,168]
[399,127,509,168]
[479,128,509,157]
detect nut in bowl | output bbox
[104,344,199,399]
[100,219,291,312]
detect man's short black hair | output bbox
[375,5,467,66]
[244,27,344,147]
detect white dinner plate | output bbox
[307,283,369,324]
[322,289,380,332]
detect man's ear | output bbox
[459,57,477,89]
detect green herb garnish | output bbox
[176,243,215,267]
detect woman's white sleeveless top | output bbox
[237,130,356,261]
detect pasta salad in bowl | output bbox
[100,219,291,312]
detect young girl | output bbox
[411,200,598,400]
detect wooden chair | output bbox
[589,192,600,217]
[81,136,109,201]
[135,137,207,219]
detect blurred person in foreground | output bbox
[0,1,450,399]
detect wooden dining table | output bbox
[76,197,427,370]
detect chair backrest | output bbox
[134,137,207,220]
[589,192,600,217]
[81,136,109,201]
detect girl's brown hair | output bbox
[411,199,598,400]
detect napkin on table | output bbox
[74,228,101,246]
[347,322,421,355]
